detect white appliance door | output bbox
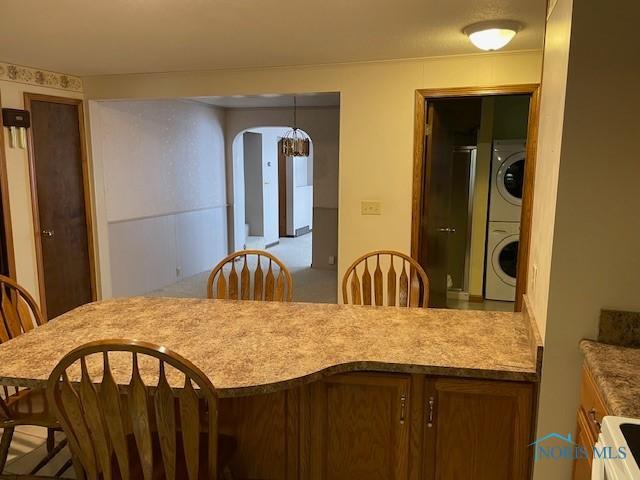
[592,434,606,479]
[497,153,525,206]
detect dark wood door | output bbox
[309,373,411,480]
[420,102,453,308]
[424,378,534,480]
[278,139,288,237]
[28,97,93,319]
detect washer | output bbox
[489,140,526,222]
[485,221,520,302]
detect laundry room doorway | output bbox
[411,86,539,312]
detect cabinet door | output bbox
[309,373,411,480]
[425,378,534,480]
[218,389,299,479]
[573,408,596,480]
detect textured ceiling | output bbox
[0,0,545,76]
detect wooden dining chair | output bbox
[207,250,293,302]
[342,250,430,307]
[46,339,236,480]
[0,275,67,477]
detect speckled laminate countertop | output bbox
[0,297,542,397]
[580,340,640,418]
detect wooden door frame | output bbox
[0,92,17,279]
[411,84,540,312]
[23,92,97,319]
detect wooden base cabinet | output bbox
[424,378,534,480]
[218,373,536,480]
[308,373,411,480]
[572,364,609,480]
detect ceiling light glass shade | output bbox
[282,128,310,157]
[463,21,522,51]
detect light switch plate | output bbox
[361,201,381,215]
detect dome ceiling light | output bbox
[463,20,522,51]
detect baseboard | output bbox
[265,240,279,249]
[295,225,311,237]
[468,294,484,303]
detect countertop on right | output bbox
[579,339,640,419]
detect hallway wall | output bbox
[243,132,264,237]
[532,0,640,478]
[89,99,228,297]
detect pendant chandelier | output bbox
[281,96,310,157]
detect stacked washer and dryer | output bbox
[485,140,526,302]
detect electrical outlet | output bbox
[176,266,182,278]
[328,255,336,265]
[361,201,382,215]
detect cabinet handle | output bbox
[588,408,601,430]
[400,395,406,424]
[427,396,435,428]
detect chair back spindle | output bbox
[47,339,220,480]
[0,275,45,412]
[342,250,430,307]
[207,250,292,302]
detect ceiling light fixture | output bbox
[282,96,310,157]
[463,20,522,51]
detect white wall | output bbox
[89,99,228,297]
[532,0,640,478]
[256,127,286,246]
[527,1,573,338]
[290,154,313,235]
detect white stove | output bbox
[593,416,640,479]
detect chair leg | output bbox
[29,438,68,475]
[0,426,15,473]
[46,428,55,453]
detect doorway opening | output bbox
[232,124,336,303]
[236,127,313,253]
[411,86,539,312]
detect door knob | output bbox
[436,227,456,233]
[41,229,55,238]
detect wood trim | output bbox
[514,86,541,311]
[411,84,540,312]
[0,92,16,279]
[410,91,426,260]
[23,93,97,320]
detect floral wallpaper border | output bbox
[0,62,82,92]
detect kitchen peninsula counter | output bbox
[0,296,542,396]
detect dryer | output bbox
[489,140,526,222]
[485,221,519,302]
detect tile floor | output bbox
[447,298,515,312]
